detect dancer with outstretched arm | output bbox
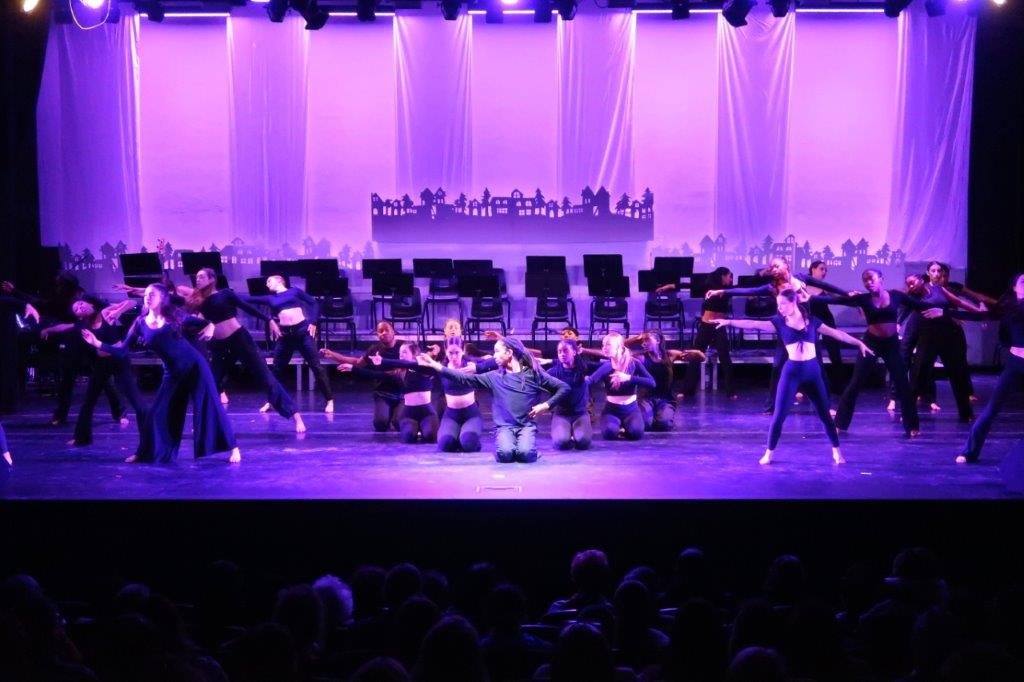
[0,295,40,467]
[713,289,874,466]
[417,337,568,463]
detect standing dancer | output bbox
[626,330,705,431]
[805,261,846,395]
[243,274,334,413]
[322,321,401,431]
[713,289,874,465]
[547,338,597,451]
[418,337,568,463]
[81,283,240,464]
[957,273,1024,463]
[343,341,440,444]
[0,296,39,467]
[185,269,305,432]
[705,257,850,413]
[812,269,940,438]
[681,268,738,400]
[586,332,656,441]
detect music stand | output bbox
[413,258,455,279]
[181,252,223,276]
[526,255,567,274]
[688,272,713,299]
[583,254,624,280]
[526,272,570,298]
[371,272,414,297]
[246,277,271,297]
[638,269,679,294]
[587,275,630,299]
[653,256,694,279]
[456,275,500,299]
[738,274,772,288]
[361,258,403,281]
[453,260,493,277]
[259,259,294,278]
[306,276,350,298]
[296,259,340,282]
[119,253,163,288]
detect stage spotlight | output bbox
[440,0,460,20]
[768,0,790,17]
[485,0,503,22]
[296,0,328,29]
[534,1,552,22]
[671,0,690,20]
[883,0,913,17]
[992,0,1006,5]
[266,0,287,21]
[22,0,41,12]
[554,0,576,20]
[146,0,165,21]
[722,0,755,27]
[357,0,377,20]
[924,0,946,15]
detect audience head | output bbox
[764,554,806,607]
[272,584,324,656]
[412,616,485,682]
[312,574,353,630]
[551,622,615,682]
[351,565,387,620]
[351,656,410,682]
[570,549,612,598]
[385,563,423,611]
[727,646,786,682]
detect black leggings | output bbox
[72,358,146,445]
[399,403,439,444]
[0,421,8,455]
[639,398,675,432]
[960,353,1024,462]
[373,394,402,432]
[910,319,973,421]
[551,412,593,450]
[836,333,919,434]
[273,322,333,403]
[211,328,296,418]
[768,358,840,449]
[437,404,483,452]
[54,344,122,424]
[600,401,645,441]
[682,320,733,396]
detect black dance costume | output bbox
[766,315,841,451]
[355,358,439,444]
[100,316,236,462]
[242,287,333,405]
[198,289,296,419]
[71,317,146,445]
[681,292,733,396]
[814,290,931,435]
[586,359,656,441]
[547,358,596,450]
[910,284,974,422]
[638,353,677,431]
[359,342,402,432]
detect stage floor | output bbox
[1,376,1021,500]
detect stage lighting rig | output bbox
[671,0,690,20]
[357,0,378,20]
[440,0,461,19]
[924,0,946,15]
[883,0,912,17]
[267,0,328,28]
[722,0,754,27]
[554,0,576,20]
[535,0,552,22]
[768,0,790,17]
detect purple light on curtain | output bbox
[714,7,795,253]
[886,4,975,267]
[227,14,310,247]
[37,17,143,251]
[556,9,635,199]
[394,14,473,194]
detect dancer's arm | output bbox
[711,318,774,333]
[817,323,874,357]
[529,369,569,418]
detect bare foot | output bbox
[929,402,941,412]
[829,408,837,418]
[759,450,773,466]
[228,447,241,464]
[886,400,897,412]
[119,417,130,427]
[955,455,968,464]
[2,451,12,467]
[324,400,334,414]
[294,414,307,433]
[220,392,229,405]
[969,394,979,403]
[795,392,805,402]
[66,438,79,446]
[832,448,846,465]
[908,430,921,438]
[124,455,138,463]
[259,402,272,413]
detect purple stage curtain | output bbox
[394,14,473,194]
[227,14,310,247]
[37,16,143,251]
[556,9,635,198]
[887,3,976,266]
[714,7,795,254]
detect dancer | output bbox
[546,338,597,451]
[418,337,569,463]
[243,274,334,413]
[343,341,440,444]
[957,272,1024,463]
[908,262,980,423]
[706,257,850,413]
[81,283,241,464]
[812,269,941,437]
[322,321,401,431]
[586,332,656,441]
[0,296,39,467]
[806,261,846,395]
[185,269,305,432]
[713,289,874,465]
[433,338,483,452]
[626,330,705,431]
[681,267,737,399]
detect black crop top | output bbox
[241,287,319,321]
[196,289,270,324]
[814,290,932,326]
[639,354,674,400]
[702,294,731,314]
[372,357,477,397]
[770,314,822,349]
[586,358,656,396]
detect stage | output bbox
[2,375,1020,501]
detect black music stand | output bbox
[638,269,679,293]
[246,278,271,297]
[296,259,340,282]
[181,252,223,276]
[260,259,296,278]
[370,272,415,329]
[688,272,713,299]
[653,256,694,279]
[361,258,402,281]
[119,253,163,289]
[453,259,493,277]
[526,255,567,274]
[583,254,624,280]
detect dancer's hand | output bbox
[655,283,675,293]
[922,308,944,319]
[677,349,706,362]
[427,344,441,357]
[268,320,282,341]
[711,319,730,329]
[857,341,875,357]
[337,363,353,373]
[705,289,723,299]
[40,326,57,341]
[24,304,40,324]
[368,352,383,366]
[528,402,550,418]
[308,324,317,338]
[484,330,502,340]
[1,281,13,293]
[610,371,631,390]
[80,329,100,348]
[416,353,442,370]
[198,323,215,341]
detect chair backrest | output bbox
[428,276,458,296]
[592,297,628,319]
[471,296,503,318]
[322,294,353,318]
[645,291,680,315]
[389,288,422,318]
[536,296,569,319]
[744,295,776,319]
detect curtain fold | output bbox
[886,4,975,267]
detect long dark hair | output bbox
[186,267,219,311]
[502,337,539,372]
[145,283,186,331]
[707,267,732,289]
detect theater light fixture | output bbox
[924,0,946,14]
[554,0,576,20]
[722,0,755,26]
[768,0,790,17]
[23,0,41,11]
[534,0,552,22]
[357,0,377,20]
[883,0,913,17]
[266,0,328,28]
[671,0,690,20]
[440,0,461,19]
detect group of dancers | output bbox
[1,256,1022,469]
